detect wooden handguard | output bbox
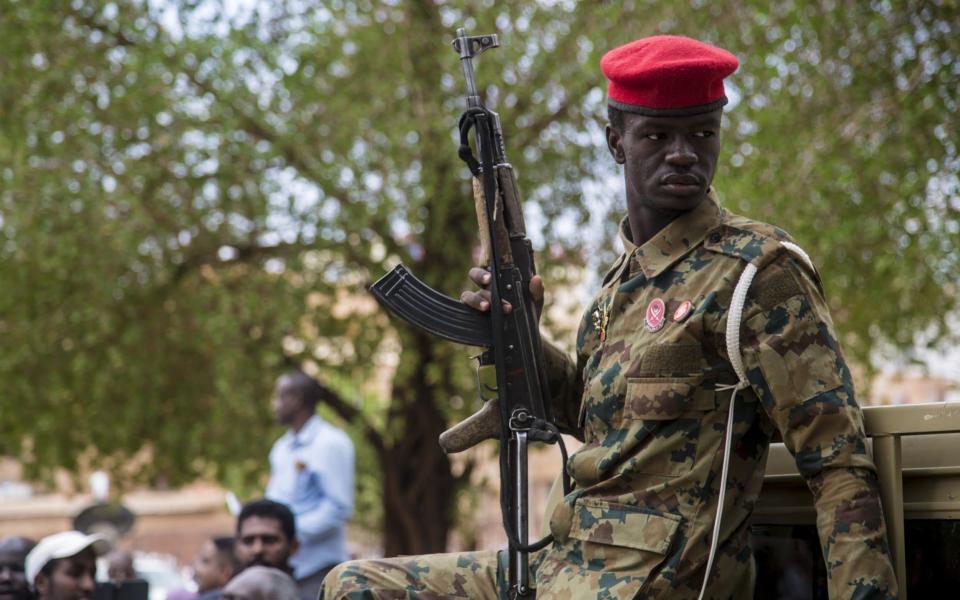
[497,164,527,238]
[474,176,513,266]
[444,167,531,454]
[438,397,501,454]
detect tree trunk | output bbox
[381,331,458,556]
[374,0,484,556]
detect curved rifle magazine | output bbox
[370,264,493,348]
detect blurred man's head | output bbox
[0,536,35,600]
[235,500,298,574]
[193,536,239,593]
[271,370,323,428]
[26,532,107,600]
[104,550,136,583]
[221,566,299,600]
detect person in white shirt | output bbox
[266,370,354,600]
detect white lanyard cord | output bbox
[697,241,812,599]
[697,261,756,600]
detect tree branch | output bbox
[316,384,387,460]
[69,7,136,47]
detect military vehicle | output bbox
[540,401,960,598]
[753,402,960,599]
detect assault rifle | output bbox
[370,27,570,599]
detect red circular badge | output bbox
[672,300,693,322]
[645,298,666,332]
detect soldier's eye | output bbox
[693,130,715,138]
[645,132,667,141]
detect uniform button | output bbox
[708,232,722,244]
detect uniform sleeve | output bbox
[738,255,898,600]
[542,338,584,440]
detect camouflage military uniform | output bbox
[324,192,898,599]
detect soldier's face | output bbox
[606,109,722,214]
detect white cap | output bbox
[24,531,108,590]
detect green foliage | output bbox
[703,0,960,366]
[0,0,956,545]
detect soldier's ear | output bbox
[605,125,626,164]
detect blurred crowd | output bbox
[0,369,354,600]
[1,498,327,600]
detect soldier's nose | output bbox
[666,146,698,166]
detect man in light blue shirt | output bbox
[266,370,354,600]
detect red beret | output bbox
[601,35,739,116]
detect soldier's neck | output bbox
[627,203,679,247]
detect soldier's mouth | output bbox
[660,173,702,195]
[661,173,701,185]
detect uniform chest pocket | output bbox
[624,341,713,418]
[620,376,717,477]
[623,376,716,420]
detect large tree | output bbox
[0,0,956,554]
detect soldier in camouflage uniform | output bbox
[324,36,898,600]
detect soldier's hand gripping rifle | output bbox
[369,28,571,599]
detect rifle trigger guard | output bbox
[471,355,498,402]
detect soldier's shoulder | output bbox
[709,211,825,302]
[704,210,797,266]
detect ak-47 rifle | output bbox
[370,27,570,599]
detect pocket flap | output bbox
[624,377,716,420]
[569,497,681,555]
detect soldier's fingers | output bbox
[529,275,544,306]
[460,290,491,311]
[468,267,492,287]
[460,290,514,314]
[465,268,515,313]
[528,275,544,321]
